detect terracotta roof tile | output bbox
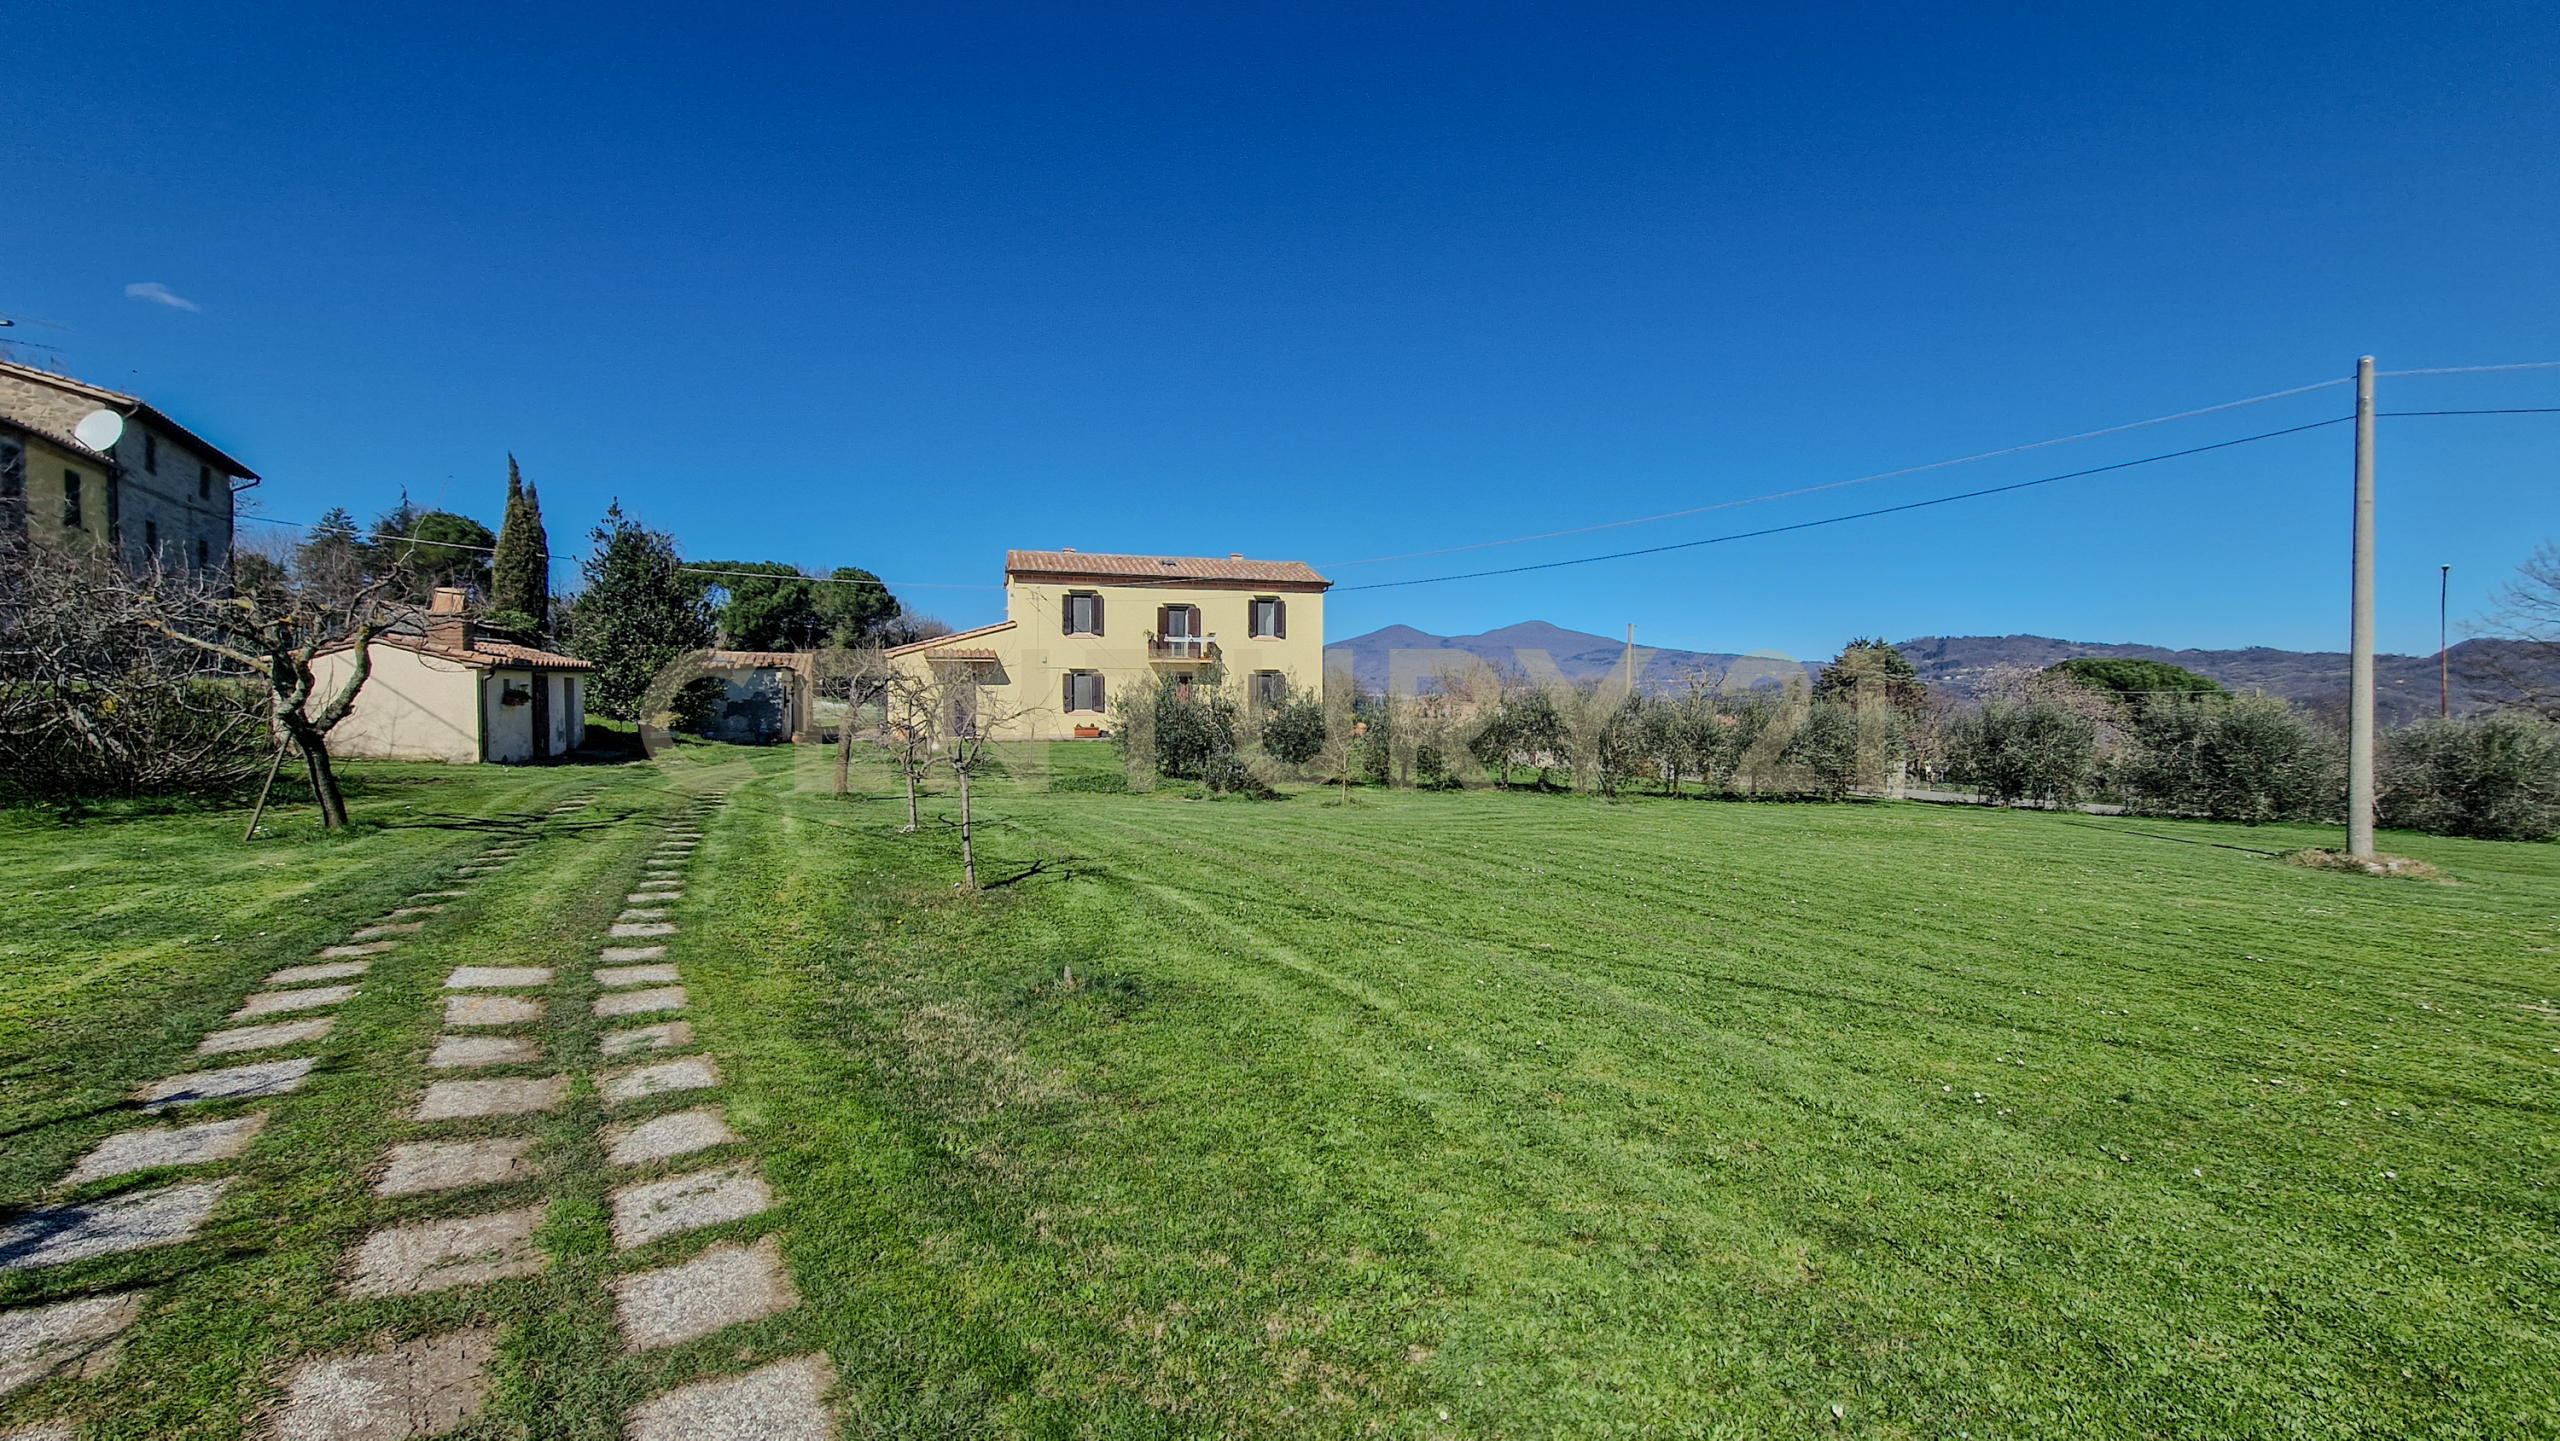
[1005,550,1329,588]
[885,619,1017,658]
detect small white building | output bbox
[314,589,593,764]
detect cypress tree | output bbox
[489,455,552,632]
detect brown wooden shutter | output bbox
[1094,674,1106,711]
[1273,599,1286,639]
[1186,605,1202,637]
[1092,594,1103,636]
[1062,595,1074,635]
[1156,605,1170,637]
[1065,673,1076,711]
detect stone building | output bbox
[0,359,256,574]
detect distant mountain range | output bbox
[1328,622,2543,726]
[1326,621,1770,692]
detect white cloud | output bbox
[124,282,200,312]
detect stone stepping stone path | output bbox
[138,1057,315,1111]
[271,1327,495,1441]
[344,1206,549,1297]
[0,791,592,1433]
[198,1017,335,1055]
[62,1114,267,1187]
[611,1238,797,1351]
[575,792,832,1433]
[3,781,837,1435]
[0,1292,142,1398]
[625,1354,834,1441]
[0,1181,232,1271]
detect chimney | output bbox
[426,587,473,648]
[1061,546,1077,553]
[1229,552,1243,560]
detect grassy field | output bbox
[4,745,2556,1438]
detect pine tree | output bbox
[489,455,552,635]
[567,502,715,720]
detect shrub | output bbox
[1115,673,1256,792]
[1260,694,1329,768]
[2119,692,2340,824]
[1779,699,1866,799]
[2380,712,2560,840]
[1945,699,2097,807]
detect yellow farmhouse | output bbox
[889,549,1331,740]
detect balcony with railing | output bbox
[1146,634,1218,663]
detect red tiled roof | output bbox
[1004,550,1329,589]
[343,611,596,675]
[463,638,594,670]
[0,410,117,464]
[885,619,1017,658]
[0,359,260,479]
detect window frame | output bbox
[1062,591,1104,637]
[1248,596,1286,639]
[144,433,158,474]
[62,469,82,529]
[1064,670,1106,714]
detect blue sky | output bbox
[6,0,2557,659]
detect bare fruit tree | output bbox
[874,665,941,832]
[929,661,1038,891]
[2473,541,2560,720]
[0,541,265,800]
[133,564,397,830]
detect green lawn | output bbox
[4,747,2556,1437]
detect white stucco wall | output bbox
[483,669,536,763]
[312,643,483,764]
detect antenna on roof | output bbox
[0,311,72,368]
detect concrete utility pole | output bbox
[2347,356,2378,859]
[2440,565,2452,718]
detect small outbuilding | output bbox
[314,589,593,764]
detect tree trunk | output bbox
[287,719,351,829]
[902,749,920,832]
[833,717,852,794]
[956,761,976,890]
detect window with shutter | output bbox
[1064,674,1076,712]
[1064,593,1105,635]
[1273,599,1285,639]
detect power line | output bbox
[1334,416,2350,593]
[2377,361,2560,377]
[1320,374,2357,570]
[2376,407,2560,416]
